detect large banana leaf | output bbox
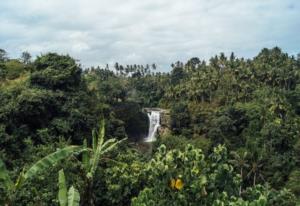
[92,119,105,152]
[23,146,82,180]
[98,119,105,148]
[88,120,126,179]
[89,139,126,178]
[68,186,80,206]
[89,120,105,178]
[0,158,13,191]
[58,169,68,206]
[101,138,126,156]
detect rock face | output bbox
[143,108,171,138]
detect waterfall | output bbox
[144,111,160,142]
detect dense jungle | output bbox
[0,47,300,205]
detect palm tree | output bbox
[247,155,264,187]
[229,151,249,196]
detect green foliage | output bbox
[20,51,32,65]
[128,73,168,107]
[58,169,68,206]
[30,53,81,90]
[0,159,13,191]
[0,53,100,164]
[170,61,186,85]
[170,102,191,135]
[159,47,300,201]
[1,47,300,204]
[132,144,236,205]
[286,169,300,196]
[0,143,84,205]
[94,148,146,205]
[132,144,296,205]
[21,146,83,184]
[3,59,26,80]
[113,102,149,139]
[67,186,80,206]
[58,169,80,206]
[68,120,127,205]
[0,159,13,205]
[155,134,212,154]
[0,49,8,62]
[243,185,297,206]
[86,120,126,180]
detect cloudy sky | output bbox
[0,0,299,71]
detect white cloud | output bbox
[0,0,299,71]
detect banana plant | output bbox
[81,119,126,205]
[58,169,80,206]
[0,120,124,205]
[0,145,83,205]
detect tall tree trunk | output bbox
[83,179,95,206]
[253,172,256,187]
[239,168,243,196]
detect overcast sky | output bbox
[0,0,299,71]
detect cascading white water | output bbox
[144,111,160,142]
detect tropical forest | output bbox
[0,46,300,205]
